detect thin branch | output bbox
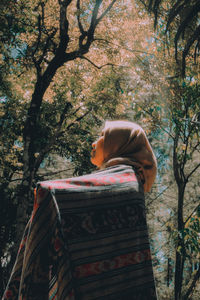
[182,24,200,77]
[90,0,102,29]
[96,0,117,26]
[190,141,200,157]
[94,38,155,55]
[32,14,42,75]
[41,1,45,26]
[147,184,171,205]
[184,204,200,226]
[166,1,185,32]
[80,56,118,69]
[186,162,200,181]
[9,177,23,183]
[57,102,72,127]
[66,109,92,130]
[146,185,172,210]
[34,108,91,172]
[174,3,200,58]
[34,101,72,171]
[183,266,200,300]
[71,106,82,116]
[194,39,200,63]
[179,117,200,125]
[37,28,57,65]
[160,195,200,231]
[32,14,42,58]
[139,104,175,139]
[76,0,85,35]
[38,167,74,177]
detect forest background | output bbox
[0,0,200,299]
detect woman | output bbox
[91,120,157,193]
[3,120,157,300]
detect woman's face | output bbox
[90,135,104,167]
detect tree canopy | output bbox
[138,0,200,76]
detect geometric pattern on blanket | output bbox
[3,165,157,300]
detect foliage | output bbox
[133,71,200,299]
[137,0,200,77]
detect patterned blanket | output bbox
[3,165,157,300]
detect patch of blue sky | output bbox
[14,140,23,148]
[10,42,27,59]
[156,249,166,264]
[0,97,7,103]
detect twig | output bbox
[80,56,118,69]
[138,104,175,139]
[186,162,200,181]
[184,204,200,225]
[94,38,155,55]
[66,109,92,130]
[38,167,74,177]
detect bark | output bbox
[0,248,5,298]
[174,184,186,300]
[173,131,187,300]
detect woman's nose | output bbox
[92,142,96,149]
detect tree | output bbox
[170,81,200,300]
[133,75,200,299]
[11,0,119,250]
[0,0,126,291]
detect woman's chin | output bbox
[90,157,96,166]
[91,158,100,168]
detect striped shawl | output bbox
[3,165,157,300]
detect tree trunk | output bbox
[14,178,33,255]
[0,249,5,298]
[167,257,172,287]
[11,0,113,266]
[174,183,186,300]
[174,249,185,300]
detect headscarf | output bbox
[101,120,157,192]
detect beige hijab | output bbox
[101,120,157,193]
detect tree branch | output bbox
[139,104,175,139]
[182,24,200,77]
[32,14,42,75]
[80,56,117,69]
[76,0,85,35]
[186,162,200,181]
[58,0,72,51]
[174,3,200,58]
[96,0,117,26]
[38,167,74,178]
[34,101,72,171]
[94,38,155,55]
[90,0,102,30]
[34,106,91,173]
[166,2,186,33]
[66,108,92,130]
[37,28,57,66]
[184,204,200,226]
